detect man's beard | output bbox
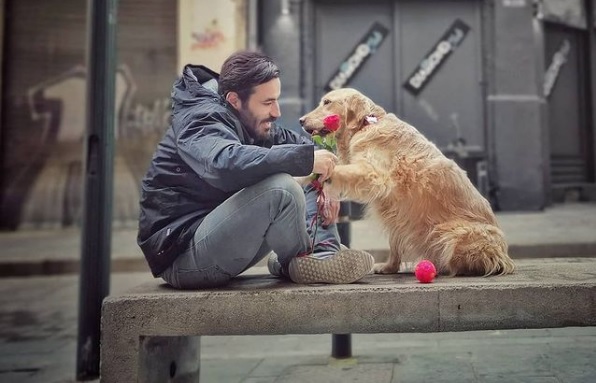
[238,108,275,141]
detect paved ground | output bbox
[0,202,595,382]
[1,269,596,383]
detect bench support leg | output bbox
[139,336,201,383]
[331,334,352,359]
[333,203,354,360]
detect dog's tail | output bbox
[430,222,516,276]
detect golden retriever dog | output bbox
[300,88,515,276]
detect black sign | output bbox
[403,19,470,96]
[325,22,390,91]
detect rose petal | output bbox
[323,114,340,132]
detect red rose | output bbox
[323,114,341,132]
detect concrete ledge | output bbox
[103,258,596,335]
[100,258,596,382]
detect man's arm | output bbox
[177,118,315,192]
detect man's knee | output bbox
[263,173,305,201]
[254,174,306,220]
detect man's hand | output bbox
[313,149,337,182]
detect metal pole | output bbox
[332,201,352,359]
[588,0,596,183]
[332,333,352,359]
[76,0,118,380]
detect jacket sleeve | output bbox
[177,117,315,192]
[270,124,313,145]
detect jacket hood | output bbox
[172,64,223,111]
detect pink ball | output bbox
[415,260,437,283]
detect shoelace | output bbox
[302,178,334,257]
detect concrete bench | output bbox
[100,258,596,382]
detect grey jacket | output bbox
[138,64,314,276]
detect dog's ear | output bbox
[344,93,384,129]
[344,94,368,128]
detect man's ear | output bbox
[225,92,241,110]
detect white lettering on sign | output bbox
[329,43,372,90]
[326,22,389,91]
[503,0,527,7]
[543,39,571,98]
[407,26,467,91]
[409,42,452,90]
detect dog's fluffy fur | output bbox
[300,88,515,276]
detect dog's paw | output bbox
[373,262,399,274]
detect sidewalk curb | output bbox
[367,242,596,263]
[0,258,150,277]
[2,242,595,277]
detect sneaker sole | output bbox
[288,249,374,284]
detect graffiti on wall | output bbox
[178,0,243,73]
[2,65,170,229]
[191,19,226,50]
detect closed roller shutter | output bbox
[0,0,176,229]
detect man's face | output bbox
[234,78,281,141]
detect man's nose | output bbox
[271,102,281,118]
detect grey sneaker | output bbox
[288,248,374,284]
[267,252,286,277]
[267,245,353,279]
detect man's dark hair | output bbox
[219,50,280,103]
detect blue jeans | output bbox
[159,174,341,289]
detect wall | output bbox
[260,0,304,131]
[177,0,247,74]
[486,0,548,210]
[262,0,584,210]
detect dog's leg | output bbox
[373,237,402,274]
[373,258,401,274]
[327,163,390,203]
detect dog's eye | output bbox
[323,99,331,105]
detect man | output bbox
[138,50,373,289]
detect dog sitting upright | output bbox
[300,88,515,276]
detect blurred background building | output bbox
[0,0,594,231]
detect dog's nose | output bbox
[299,117,305,126]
